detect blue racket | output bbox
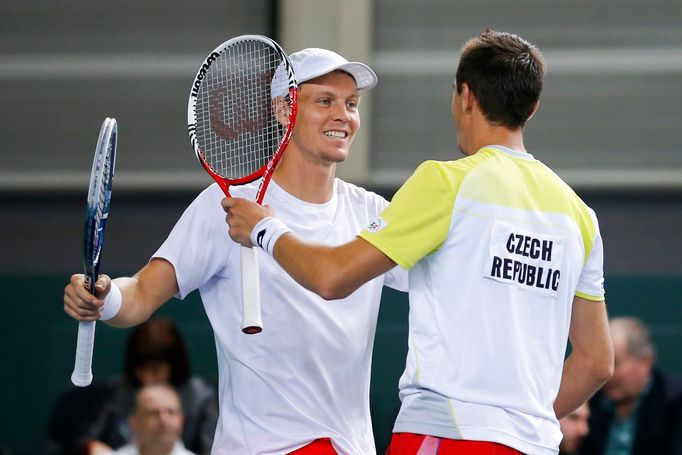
[71,117,117,387]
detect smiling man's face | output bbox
[288,70,361,165]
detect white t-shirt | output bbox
[154,179,407,455]
[359,146,605,455]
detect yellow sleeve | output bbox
[359,160,464,269]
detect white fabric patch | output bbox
[484,221,563,297]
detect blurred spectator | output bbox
[559,402,590,455]
[43,318,217,455]
[105,383,195,455]
[581,316,682,454]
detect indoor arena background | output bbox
[1,1,681,453]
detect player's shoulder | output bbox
[335,178,389,206]
[415,158,479,177]
[535,160,597,213]
[406,159,475,194]
[203,182,225,198]
[184,183,223,212]
[530,160,601,235]
[195,182,258,202]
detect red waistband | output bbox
[387,433,525,455]
[288,438,336,454]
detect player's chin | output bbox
[562,442,578,453]
[322,148,350,163]
[159,431,180,445]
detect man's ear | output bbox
[641,351,654,370]
[272,96,292,127]
[460,82,475,112]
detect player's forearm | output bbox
[554,297,614,418]
[102,277,152,327]
[554,348,613,418]
[272,235,395,300]
[104,260,179,327]
[272,235,358,299]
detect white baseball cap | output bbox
[271,47,378,98]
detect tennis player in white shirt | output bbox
[64,47,407,455]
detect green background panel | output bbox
[1,276,680,454]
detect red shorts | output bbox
[289,438,337,454]
[386,433,525,455]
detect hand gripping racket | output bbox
[71,117,117,387]
[187,35,298,334]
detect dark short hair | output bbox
[123,317,191,388]
[455,29,546,129]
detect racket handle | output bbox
[71,320,96,386]
[241,246,263,334]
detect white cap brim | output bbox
[271,48,378,99]
[298,61,378,90]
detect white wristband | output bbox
[100,281,122,321]
[251,217,291,256]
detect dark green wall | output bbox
[2,276,681,454]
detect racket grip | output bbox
[241,246,263,334]
[71,320,96,386]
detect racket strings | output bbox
[195,40,289,180]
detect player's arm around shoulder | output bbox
[63,258,179,328]
[223,196,397,300]
[273,234,396,300]
[554,296,614,419]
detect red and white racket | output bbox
[187,35,298,334]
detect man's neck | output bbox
[467,117,527,155]
[272,154,337,204]
[613,373,652,420]
[138,442,175,455]
[614,398,637,421]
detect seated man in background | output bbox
[106,383,195,455]
[43,318,217,455]
[581,316,682,454]
[559,402,590,455]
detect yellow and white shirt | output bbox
[359,146,604,455]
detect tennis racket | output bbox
[187,35,298,334]
[71,117,117,387]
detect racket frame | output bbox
[71,117,117,387]
[188,34,298,199]
[187,35,298,334]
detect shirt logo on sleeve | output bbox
[484,222,562,296]
[366,216,387,233]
